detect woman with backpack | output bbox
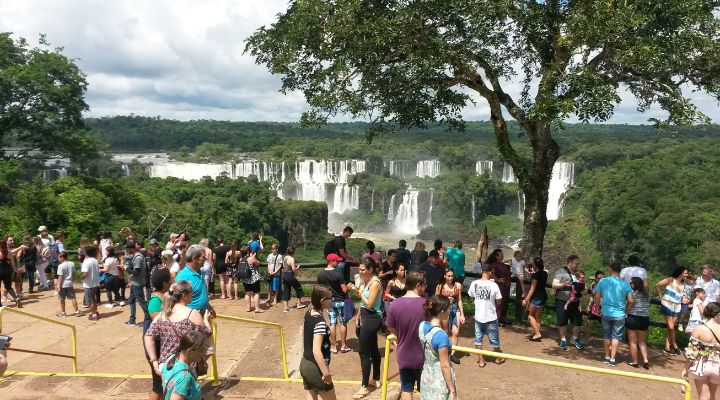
[239,246,263,313]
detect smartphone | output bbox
[0,335,9,349]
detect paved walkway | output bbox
[0,286,687,399]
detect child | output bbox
[565,271,585,310]
[678,275,696,332]
[56,251,82,317]
[467,264,504,367]
[508,251,526,298]
[686,288,706,333]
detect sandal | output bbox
[56,312,66,317]
[529,336,543,342]
[495,358,506,365]
[296,304,307,309]
[627,362,639,368]
[220,296,226,299]
[254,309,265,314]
[477,361,487,368]
[340,347,352,353]
[353,389,369,399]
[330,348,339,354]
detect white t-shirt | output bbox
[511,258,525,277]
[40,235,54,248]
[81,258,100,288]
[170,262,181,275]
[695,278,720,305]
[620,266,648,284]
[467,279,502,323]
[266,253,283,274]
[57,261,75,289]
[100,239,113,260]
[103,257,119,276]
[690,298,704,322]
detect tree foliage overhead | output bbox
[0,33,96,161]
[246,0,720,258]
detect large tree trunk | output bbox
[492,115,558,261]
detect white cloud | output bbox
[1,0,717,123]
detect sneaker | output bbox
[125,321,137,327]
[560,339,568,351]
[73,311,83,317]
[104,303,115,309]
[607,359,617,367]
[81,304,90,309]
[119,301,126,306]
[603,356,611,364]
[55,312,67,317]
[569,337,577,346]
[575,341,585,350]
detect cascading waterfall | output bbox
[416,160,440,178]
[547,161,575,220]
[370,189,375,212]
[149,162,233,180]
[388,160,411,177]
[475,161,494,176]
[235,161,285,188]
[517,191,525,220]
[471,194,476,226]
[502,163,516,183]
[387,195,396,221]
[424,188,434,227]
[394,190,420,235]
[121,164,130,177]
[292,159,365,213]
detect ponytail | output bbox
[163,280,193,318]
[423,295,451,319]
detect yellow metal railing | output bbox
[209,314,289,386]
[380,335,691,400]
[0,306,78,374]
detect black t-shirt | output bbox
[317,268,346,302]
[381,261,396,283]
[420,261,444,297]
[530,270,549,301]
[333,236,346,259]
[303,310,331,364]
[396,247,411,267]
[214,244,229,268]
[150,247,162,267]
[410,250,428,269]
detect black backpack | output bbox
[237,257,250,280]
[324,237,338,257]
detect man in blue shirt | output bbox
[176,244,214,315]
[444,241,466,286]
[594,261,634,366]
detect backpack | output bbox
[48,242,60,267]
[237,257,250,280]
[323,237,338,257]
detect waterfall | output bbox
[293,159,365,213]
[547,161,575,220]
[394,190,420,235]
[471,194,476,226]
[387,195,396,221]
[502,163,516,183]
[148,162,233,180]
[416,160,440,178]
[389,160,411,177]
[121,164,130,177]
[475,161,494,176]
[424,188,434,227]
[332,183,359,213]
[370,189,375,212]
[517,191,525,220]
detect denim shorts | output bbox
[327,300,346,325]
[529,297,546,307]
[201,264,212,281]
[448,304,459,328]
[474,319,500,348]
[601,316,626,341]
[399,368,422,393]
[269,275,281,291]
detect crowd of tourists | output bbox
[1,224,720,400]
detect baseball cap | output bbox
[37,225,48,232]
[326,253,343,262]
[149,238,158,244]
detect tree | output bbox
[246,0,720,258]
[0,33,96,162]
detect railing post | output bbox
[279,326,289,380]
[71,325,78,373]
[211,320,220,386]
[380,334,395,400]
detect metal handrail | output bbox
[209,314,289,386]
[380,334,691,400]
[0,306,78,373]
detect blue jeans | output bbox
[474,319,501,348]
[128,285,149,324]
[601,316,625,341]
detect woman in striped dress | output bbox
[656,267,689,355]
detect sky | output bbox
[1,0,718,123]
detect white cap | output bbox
[37,225,48,232]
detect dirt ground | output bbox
[0,284,689,399]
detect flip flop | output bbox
[330,348,339,354]
[254,309,265,313]
[353,389,369,399]
[340,347,352,353]
[495,358,506,365]
[478,361,487,368]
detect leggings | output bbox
[358,308,382,387]
[105,274,121,303]
[282,272,303,302]
[26,265,37,292]
[0,265,18,302]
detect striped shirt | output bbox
[629,291,650,317]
